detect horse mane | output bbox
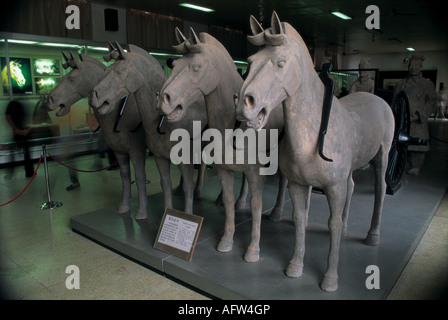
[281,22,314,67]
[199,32,237,72]
[79,54,106,70]
[128,44,163,68]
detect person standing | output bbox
[5,100,34,178]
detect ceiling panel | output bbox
[102,0,447,54]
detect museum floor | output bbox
[1,120,447,300]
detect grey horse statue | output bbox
[48,51,148,219]
[90,42,207,214]
[235,12,394,291]
[157,27,288,263]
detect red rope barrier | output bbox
[47,152,117,173]
[1,154,43,207]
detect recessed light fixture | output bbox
[406,47,416,51]
[331,11,352,20]
[179,3,215,13]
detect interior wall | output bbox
[340,51,448,90]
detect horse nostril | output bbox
[163,93,171,105]
[244,95,255,108]
[94,90,99,100]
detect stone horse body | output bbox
[91,43,207,214]
[236,13,394,291]
[157,28,288,263]
[48,52,148,219]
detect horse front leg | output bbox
[179,163,195,214]
[365,147,387,246]
[130,149,148,220]
[269,171,288,221]
[115,152,131,215]
[194,161,206,199]
[286,183,310,278]
[244,171,264,263]
[235,174,248,210]
[216,167,235,253]
[320,182,347,292]
[154,156,172,210]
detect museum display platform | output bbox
[70,154,447,300]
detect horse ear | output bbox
[107,40,116,51]
[271,11,284,35]
[247,15,266,46]
[69,51,79,68]
[62,51,70,69]
[189,27,201,45]
[175,27,187,44]
[115,41,127,59]
[249,15,264,35]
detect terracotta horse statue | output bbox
[157,28,288,263]
[91,42,207,214]
[48,51,148,219]
[235,12,394,291]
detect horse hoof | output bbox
[320,275,338,292]
[244,248,259,263]
[285,262,303,278]
[117,208,130,216]
[135,212,147,220]
[269,208,282,222]
[217,239,233,253]
[235,200,246,210]
[365,233,380,246]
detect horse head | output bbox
[157,27,221,122]
[10,61,26,87]
[91,42,151,115]
[236,11,306,130]
[48,51,105,116]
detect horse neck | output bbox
[204,62,243,132]
[134,64,166,128]
[283,54,325,143]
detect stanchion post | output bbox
[40,144,62,210]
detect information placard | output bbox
[154,208,203,261]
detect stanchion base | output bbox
[39,201,63,210]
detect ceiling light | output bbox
[179,3,215,13]
[4,39,38,45]
[406,47,416,51]
[331,11,352,20]
[39,42,81,48]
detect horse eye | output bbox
[277,60,286,68]
[192,65,201,72]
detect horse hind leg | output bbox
[115,152,131,215]
[342,172,354,237]
[269,171,288,221]
[365,147,388,246]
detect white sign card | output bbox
[154,208,203,261]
